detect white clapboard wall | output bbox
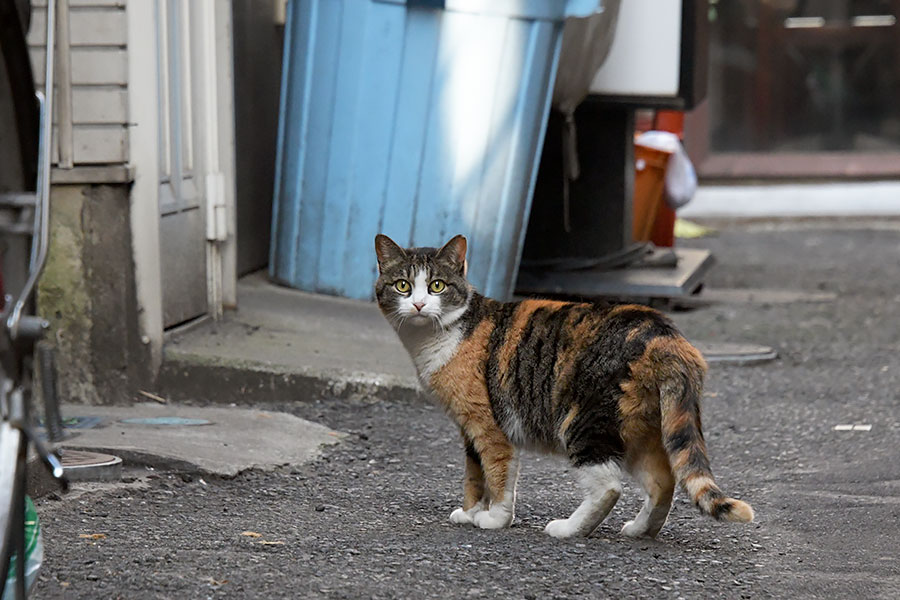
[28,0,128,166]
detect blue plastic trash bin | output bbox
[271,0,604,300]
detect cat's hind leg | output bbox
[544,460,623,538]
[621,443,675,539]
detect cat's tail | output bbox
[656,338,755,524]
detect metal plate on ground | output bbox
[673,288,837,308]
[37,416,106,443]
[516,248,715,300]
[694,341,778,366]
[61,449,123,482]
[55,416,105,430]
[119,417,212,426]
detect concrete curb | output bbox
[159,350,426,406]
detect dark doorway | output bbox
[232,0,283,274]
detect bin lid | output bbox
[374,0,604,21]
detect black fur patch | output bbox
[665,424,696,454]
[712,500,733,520]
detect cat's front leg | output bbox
[469,437,519,530]
[449,442,488,525]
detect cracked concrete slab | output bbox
[58,403,344,477]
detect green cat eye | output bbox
[394,279,411,294]
[429,280,446,294]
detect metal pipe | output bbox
[33,0,55,269]
[38,342,64,443]
[7,0,55,339]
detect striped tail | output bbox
[657,340,754,523]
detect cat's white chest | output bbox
[398,326,463,385]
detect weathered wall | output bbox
[38,182,152,404]
[39,184,94,401]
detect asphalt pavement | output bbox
[32,220,900,599]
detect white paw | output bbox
[449,508,475,525]
[620,520,647,538]
[472,509,512,530]
[544,518,577,539]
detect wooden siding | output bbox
[30,47,127,85]
[28,1,129,166]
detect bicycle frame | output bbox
[0,386,28,600]
[0,0,65,596]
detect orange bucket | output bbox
[632,143,672,242]
[650,203,677,247]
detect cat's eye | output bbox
[394,279,411,294]
[429,280,446,294]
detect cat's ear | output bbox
[375,234,406,273]
[437,235,467,275]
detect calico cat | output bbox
[374,233,753,539]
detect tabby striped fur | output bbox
[375,234,753,538]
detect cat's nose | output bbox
[413,302,425,312]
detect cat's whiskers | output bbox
[433,314,449,335]
[387,308,408,330]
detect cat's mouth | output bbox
[406,314,431,326]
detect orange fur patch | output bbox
[670,444,708,474]
[609,304,657,317]
[431,320,514,500]
[627,437,676,502]
[629,336,707,385]
[684,474,717,501]
[663,410,693,435]
[722,499,754,523]
[622,335,707,468]
[463,452,486,510]
[558,405,580,444]
[618,379,659,446]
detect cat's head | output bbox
[374,234,472,329]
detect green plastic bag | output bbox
[2,496,43,599]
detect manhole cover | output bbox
[61,449,123,482]
[119,417,212,426]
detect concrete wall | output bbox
[38,182,152,404]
